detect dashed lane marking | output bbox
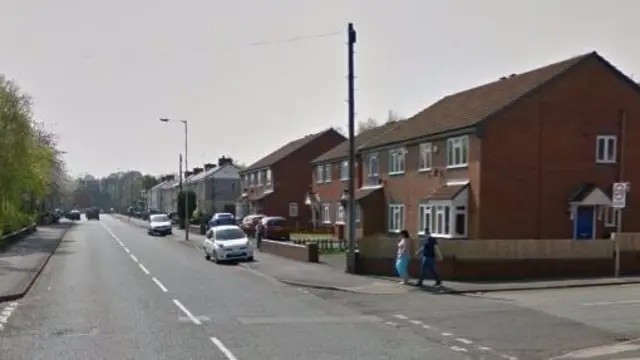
[210,337,239,360]
[139,264,150,275]
[172,299,201,325]
[152,277,168,292]
[130,254,138,263]
[0,302,19,332]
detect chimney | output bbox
[204,163,217,171]
[499,76,507,80]
[167,175,175,181]
[184,170,193,178]
[218,156,233,166]
[192,167,204,175]
[509,73,517,78]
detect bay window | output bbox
[418,202,468,238]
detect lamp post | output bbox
[340,189,356,272]
[160,117,190,241]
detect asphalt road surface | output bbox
[0,216,480,360]
[306,282,640,359]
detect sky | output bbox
[1,0,639,178]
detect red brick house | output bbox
[238,128,345,227]
[310,51,640,240]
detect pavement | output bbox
[0,222,73,302]
[0,215,482,359]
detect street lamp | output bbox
[160,117,190,241]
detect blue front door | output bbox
[575,206,594,240]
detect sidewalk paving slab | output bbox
[0,222,73,302]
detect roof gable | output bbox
[360,52,597,150]
[312,120,404,163]
[243,128,344,172]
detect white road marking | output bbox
[152,277,168,292]
[500,355,518,360]
[172,299,201,325]
[124,247,130,253]
[392,314,408,320]
[552,340,640,359]
[138,264,150,275]
[478,346,492,351]
[409,319,423,325]
[450,346,468,352]
[385,321,399,327]
[130,254,138,263]
[422,324,432,329]
[0,302,18,331]
[456,338,473,345]
[441,332,453,337]
[210,337,238,360]
[580,300,640,306]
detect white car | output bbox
[203,225,254,263]
[147,214,173,236]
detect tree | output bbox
[357,110,403,134]
[177,190,197,228]
[0,75,59,233]
[141,174,159,191]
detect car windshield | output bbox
[151,215,169,222]
[215,228,246,241]
[216,213,233,218]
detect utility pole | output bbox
[346,22,357,274]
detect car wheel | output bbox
[247,256,254,262]
[212,252,218,263]
[204,248,210,260]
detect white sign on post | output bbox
[612,182,628,209]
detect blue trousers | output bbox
[395,255,409,278]
[418,257,441,283]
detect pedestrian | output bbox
[415,229,442,287]
[395,230,411,284]
[255,221,264,250]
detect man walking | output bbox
[415,229,442,287]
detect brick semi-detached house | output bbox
[238,128,345,228]
[310,51,640,240]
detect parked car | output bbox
[259,216,290,241]
[240,214,266,237]
[147,214,173,236]
[208,213,236,229]
[167,212,179,225]
[66,210,81,221]
[203,225,253,263]
[86,208,100,220]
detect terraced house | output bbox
[238,128,345,226]
[311,51,640,240]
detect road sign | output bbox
[612,182,628,209]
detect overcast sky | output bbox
[1,0,638,177]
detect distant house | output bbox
[186,156,242,215]
[238,128,346,226]
[311,51,640,240]
[147,174,176,212]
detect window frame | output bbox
[367,153,379,177]
[265,169,272,185]
[322,203,332,223]
[388,148,406,175]
[340,160,349,181]
[604,206,619,227]
[324,164,332,183]
[596,135,617,164]
[336,203,345,224]
[418,203,432,235]
[418,142,433,171]
[446,136,469,168]
[315,165,324,184]
[388,204,405,233]
[289,202,298,217]
[355,204,361,223]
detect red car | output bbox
[259,216,290,241]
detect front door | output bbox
[575,206,594,240]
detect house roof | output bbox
[242,128,344,173]
[426,184,468,201]
[312,121,405,164]
[359,51,599,151]
[188,163,239,183]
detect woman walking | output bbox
[395,230,411,284]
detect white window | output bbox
[324,164,332,183]
[355,204,361,223]
[315,165,324,184]
[596,135,617,163]
[388,148,406,174]
[604,206,619,227]
[340,160,349,181]
[418,204,432,234]
[430,204,468,238]
[257,171,263,185]
[250,173,255,185]
[453,206,468,237]
[266,169,272,185]
[367,153,379,177]
[388,204,404,233]
[336,203,345,223]
[418,143,433,171]
[289,202,298,217]
[322,203,331,223]
[447,136,469,168]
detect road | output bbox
[0,216,477,360]
[306,282,640,359]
